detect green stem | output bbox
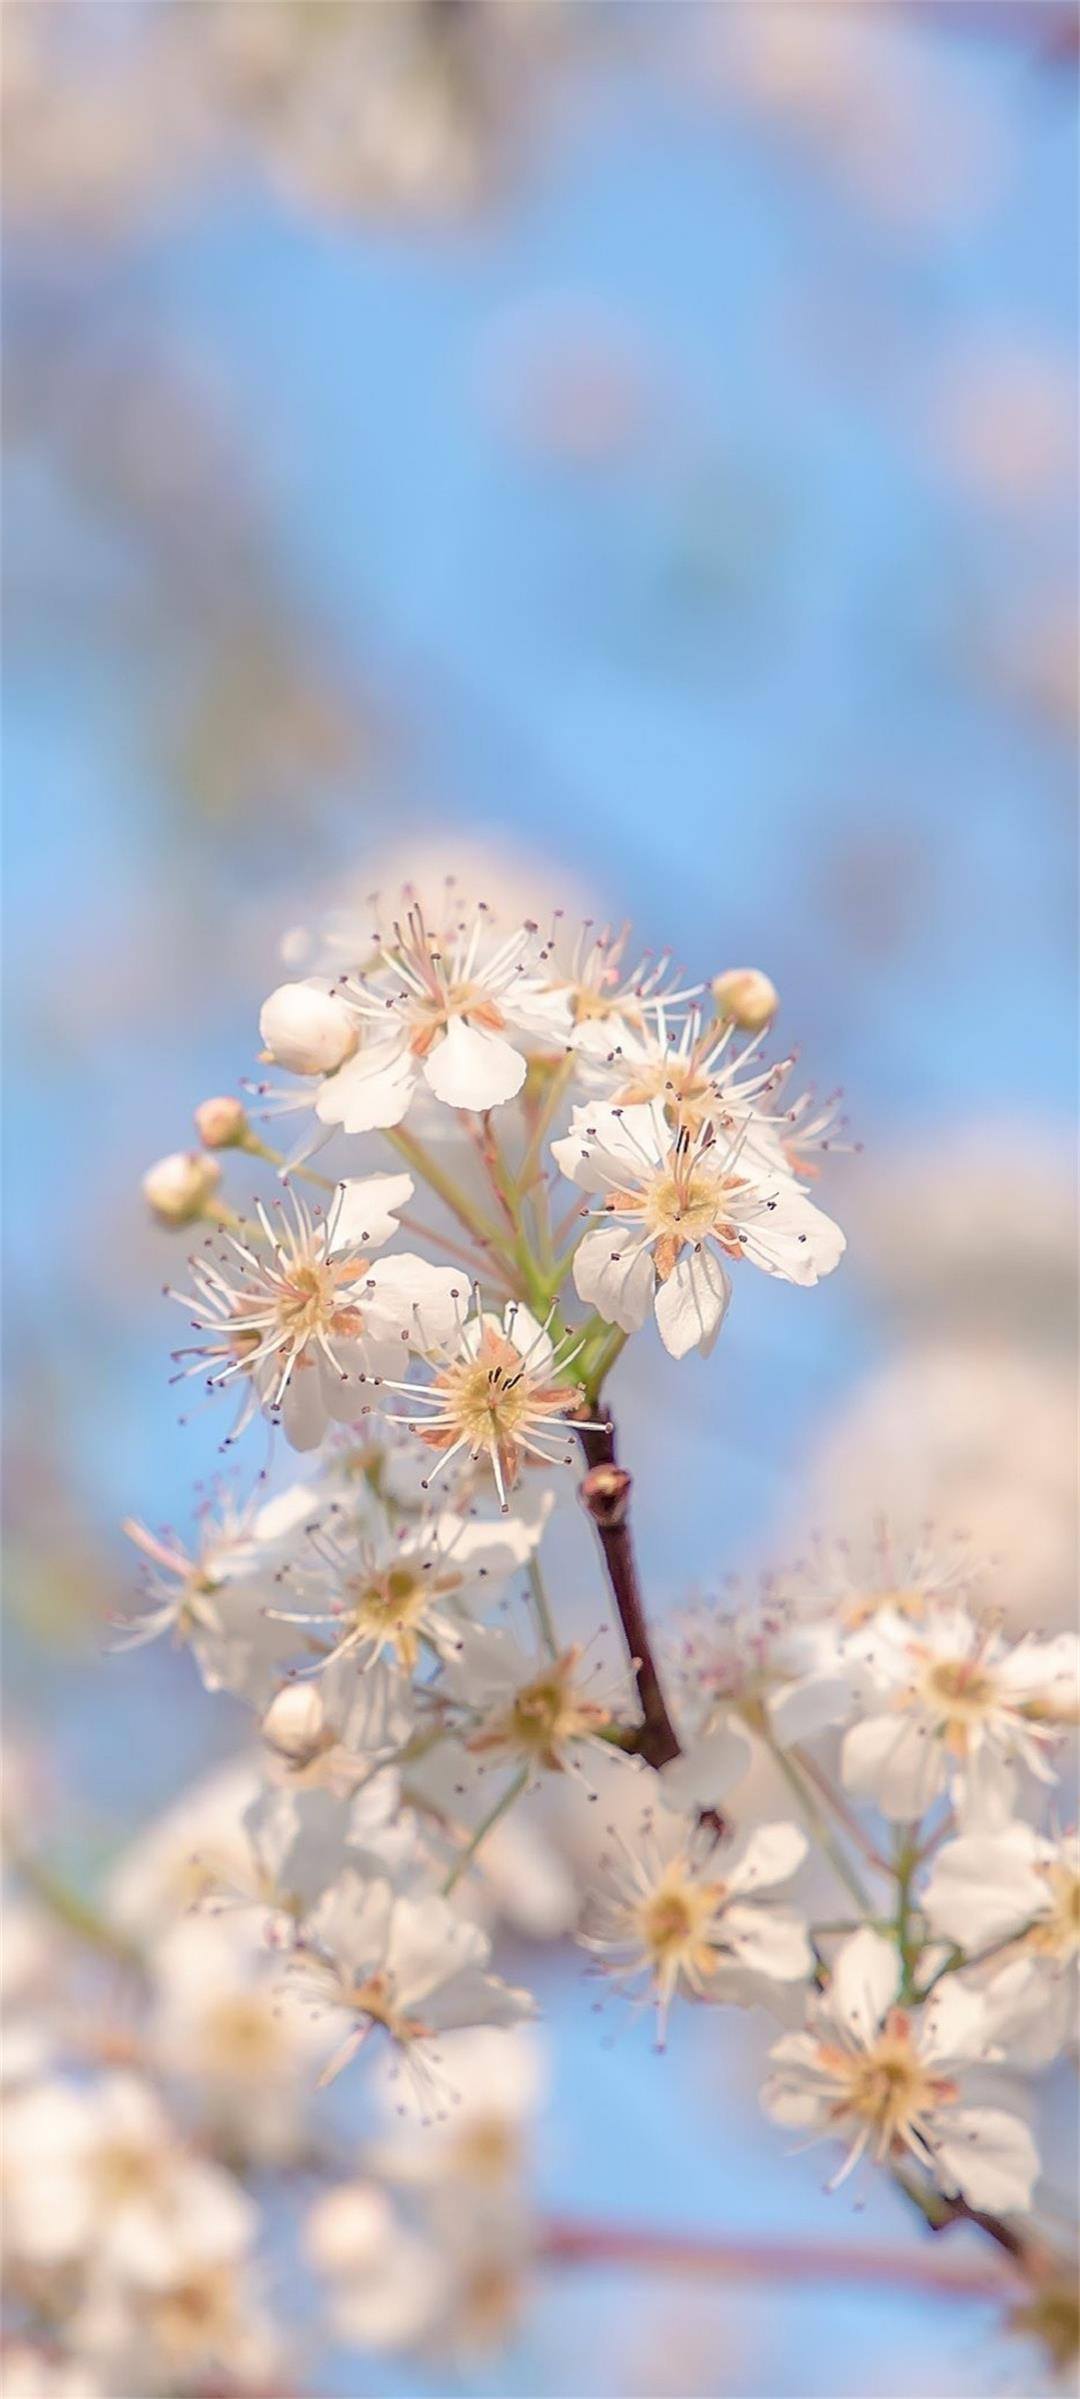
[579,1323,629,1405]
[516,1054,575,1198]
[240,1133,336,1192]
[527,1555,559,1659]
[383,1125,512,1264]
[8,1843,144,1975]
[893,1831,923,2001]
[441,1769,529,1896]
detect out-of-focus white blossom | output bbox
[841,1606,1079,1822]
[285,1872,536,2095]
[923,1822,1079,2064]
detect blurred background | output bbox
[2,4,1077,2394]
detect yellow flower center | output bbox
[150,2266,236,2361]
[347,1970,429,2046]
[918,1654,1000,1756]
[470,1648,609,1770]
[818,2012,957,2158]
[637,1867,722,1985]
[1027,1861,1080,1962]
[92,2139,164,2208]
[201,1995,286,2078]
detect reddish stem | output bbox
[541,2216,1016,2299]
[576,1414,681,1771]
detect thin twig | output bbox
[541,2216,1015,2298]
[576,1415,681,1771]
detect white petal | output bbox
[922,1829,1047,1953]
[919,1972,1000,2068]
[572,1226,654,1333]
[388,1894,488,2007]
[768,1675,855,1748]
[660,1724,753,1812]
[841,1713,947,1821]
[423,1018,526,1109]
[825,1928,898,2043]
[315,1042,416,1133]
[931,2107,1039,2215]
[275,1361,329,1452]
[330,1173,414,1254]
[721,1902,812,1982]
[745,1191,847,1286]
[725,1821,808,1896]
[552,1102,667,1192]
[363,1256,470,1353]
[653,1246,731,1359]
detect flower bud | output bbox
[194,1094,249,1150]
[258,982,357,1076]
[711,968,779,1032]
[142,1150,221,1228]
[261,1680,326,1764]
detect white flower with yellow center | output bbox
[170,1175,466,1450]
[285,1871,536,2095]
[391,1297,602,1509]
[579,1801,811,2043]
[763,1926,1039,2212]
[581,1001,786,1138]
[298,898,570,1132]
[267,1500,543,1681]
[542,919,699,1059]
[923,1821,1079,2064]
[552,1100,845,1358]
[116,1479,317,1704]
[450,1624,615,1785]
[842,1604,1079,1822]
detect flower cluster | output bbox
[9,877,1076,2389]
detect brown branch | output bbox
[541,2216,1015,2299]
[576,1414,681,1771]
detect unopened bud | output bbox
[261,1680,326,1763]
[142,1150,221,1228]
[258,981,358,1076]
[194,1094,249,1150]
[711,968,779,1032]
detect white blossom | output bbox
[284,1871,536,2095]
[169,1178,466,1449]
[1,2074,254,2283]
[661,1593,854,1795]
[448,1622,615,1785]
[390,1296,601,1508]
[842,1605,1079,1822]
[303,897,570,1132]
[923,1822,1079,2063]
[580,1795,811,2042]
[762,1926,1039,2213]
[553,1101,844,1357]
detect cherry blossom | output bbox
[763,1927,1039,2214]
